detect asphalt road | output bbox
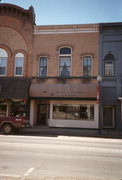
[0,134,122,180]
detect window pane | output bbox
[16,67,22,75]
[0,58,7,75]
[60,48,71,54]
[53,104,94,121]
[53,105,67,119]
[39,57,47,77]
[40,57,47,66]
[59,56,71,76]
[66,105,80,120]
[15,57,23,75]
[60,66,70,76]
[0,67,5,75]
[15,53,24,58]
[40,67,47,77]
[80,105,94,120]
[83,67,91,76]
[105,60,114,76]
[104,54,115,60]
[60,56,71,66]
[83,56,92,76]
[0,48,8,57]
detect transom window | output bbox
[59,47,71,77]
[15,53,24,76]
[83,56,92,76]
[104,54,115,76]
[0,48,8,76]
[39,57,47,77]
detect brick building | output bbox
[0,3,100,129]
[30,24,99,128]
[0,4,35,117]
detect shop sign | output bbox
[30,84,97,98]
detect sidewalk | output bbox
[21,126,122,138]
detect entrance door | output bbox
[103,106,115,128]
[37,104,47,125]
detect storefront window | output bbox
[53,104,94,120]
[0,105,7,116]
[11,102,26,117]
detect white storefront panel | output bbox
[48,102,98,129]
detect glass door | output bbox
[103,106,115,128]
[37,104,47,125]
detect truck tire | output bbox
[2,123,13,134]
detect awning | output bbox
[29,83,97,99]
[0,77,30,99]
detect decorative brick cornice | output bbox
[34,24,99,34]
[0,3,35,25]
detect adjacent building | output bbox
[0,4,35,117]
[100,23,122,130]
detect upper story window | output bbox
[15,53,24,76]
[104,54,115,77]
[83,56,92,76]
[39,57,47,77]
[0,48,8,76]
[59,47,71,77]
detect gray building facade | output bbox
[100,23,122,131]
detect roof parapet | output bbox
[0,3,35,25]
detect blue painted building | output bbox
[100,23,122,130]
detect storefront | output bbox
[29,83,99,129]
[0,78,30,118]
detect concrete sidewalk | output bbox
[21,126,122,138]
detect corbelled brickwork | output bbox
[0,3,35,77]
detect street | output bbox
[0,134,122,180]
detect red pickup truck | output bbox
[0,116,30,134]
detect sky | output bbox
[1,0,122,25]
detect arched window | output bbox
[83,56,92,76]
[0,48,8,76]
[15,53,24,76]
[104,54,115,76]
[39,57,47,77]
[59,47,71,77]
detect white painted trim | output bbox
[34,27,99,35]
[58,47,72,76]
[38,56,48,77]
[30,100,36,126]
[14,57,24,77]
[81,55,93,77]
[48,103,99,129]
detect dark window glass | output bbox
[39,57,47,77]
[104,54,115,76]
[53,104,94,120]
[60,48,71,54]
[83,56,92,76]
[59,56,70,76]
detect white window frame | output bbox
[105,60,114,77]
[0,48,8,76]
[58,47,72,77]
[82,56,93,77]
[39,56,48,77]
[14,53,24,76]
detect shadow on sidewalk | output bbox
[0,126,122,139]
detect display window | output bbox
[53,104,94,121]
